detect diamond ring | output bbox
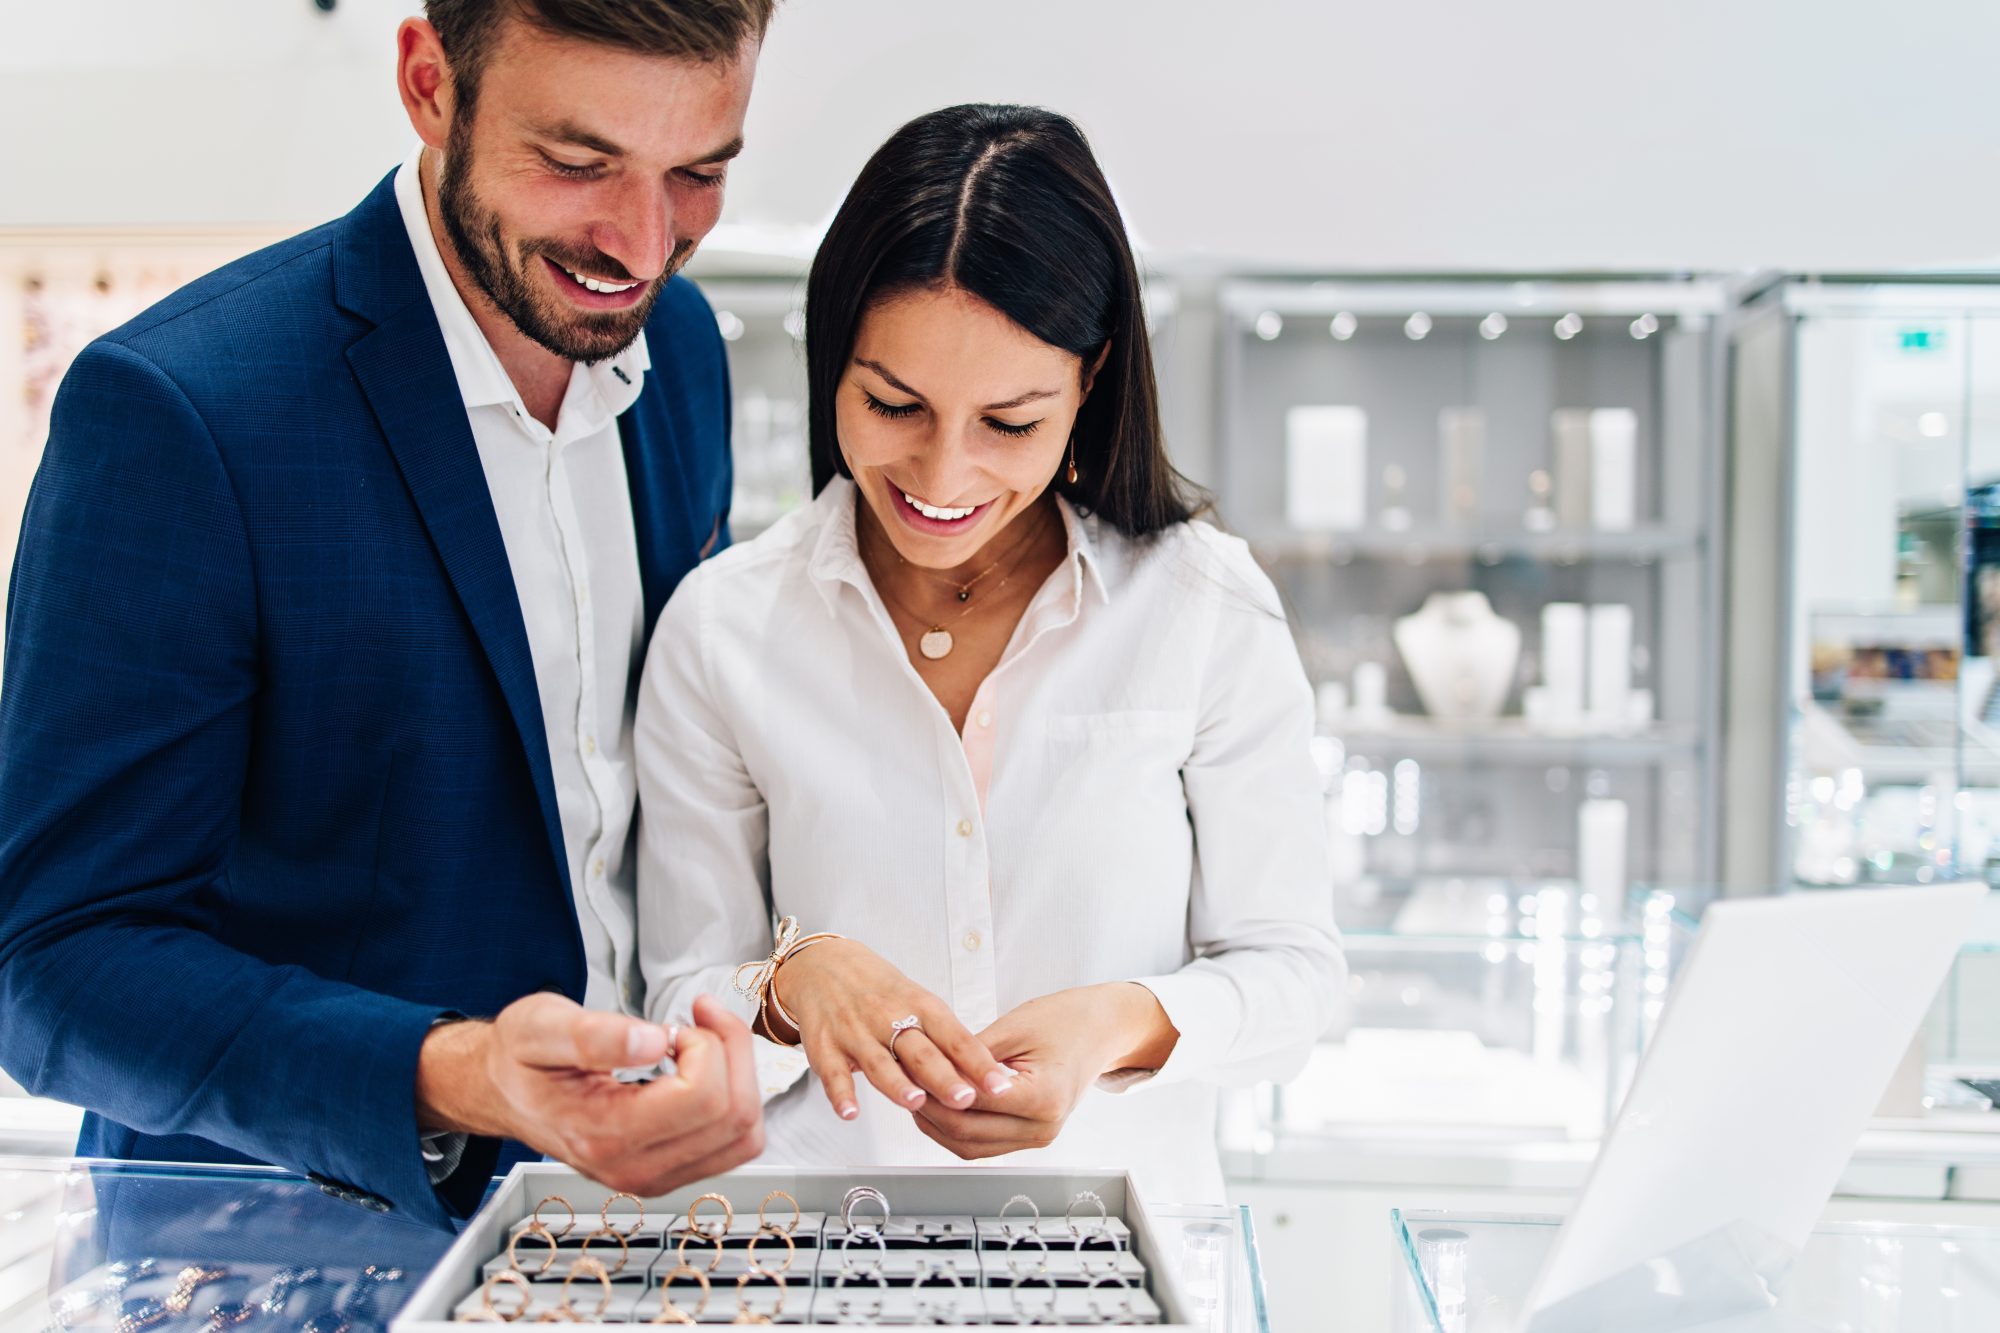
[888,1015,923,1061]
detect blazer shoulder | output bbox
[103,221,344,354]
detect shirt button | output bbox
[592,859,605,879]
[975,710,992,728]
[963,932,982,952]
[956,819,973,838]
[583,735,597,756]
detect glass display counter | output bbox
[1389,1207,2000,1332]
[0,1158,1268,1333]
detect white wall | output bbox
[5,0,2000,271]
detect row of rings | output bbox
[528,1190,801,1242]
[478,1259,787,1325]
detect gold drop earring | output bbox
[1065,432,1081,486]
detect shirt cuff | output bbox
[1109,971,1243,1092]
[421,1130,469,1184]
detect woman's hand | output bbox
[912,983,1179,1159]
[772,938,1016,1121]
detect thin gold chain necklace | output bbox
[866,517,1048,661]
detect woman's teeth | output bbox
[559,264,639,295]
[903,491,977,522]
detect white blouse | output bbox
[634,477,1343,1203]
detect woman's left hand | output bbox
[911,983,1177,1159]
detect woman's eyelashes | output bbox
[861,392,1042,437]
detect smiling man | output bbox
[0,1,775,1228]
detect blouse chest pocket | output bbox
[1043,710,1198,796]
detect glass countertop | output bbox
[1392,1208,2000,1332]
[0,1157,1266,1332]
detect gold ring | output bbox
[687,1192,733,1241]
[578,1228,630,1277]
[732,1264,786,1324]
[677,1228,725,1273]
[650,1266,710,1325]
[533,1195,576,1241]
[756,1190,800,1236]
[480,1272,534,1322]
[508,1221,558,1276]
[601,1192,645,1238]
[558,1258,613,1321]
[747,1226,797,1275]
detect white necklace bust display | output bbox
[1393,590,1521,722]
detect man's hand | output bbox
[415,992,764,1195]
[912,984,1176,1160]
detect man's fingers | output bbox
[692,994,761,1139]
[504,993,670,1071]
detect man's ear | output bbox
[1080,342,1111,402]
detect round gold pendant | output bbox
[918,629,954,660]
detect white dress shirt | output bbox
[394,147,649,1016]
[635,477,1344,1203]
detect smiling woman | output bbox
[632,105,1345,1204]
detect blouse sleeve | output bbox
[634,568,775,1033]
[1116,531,1345,1091]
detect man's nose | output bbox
[589,176,672,281]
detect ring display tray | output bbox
[394,1164,1194,1329]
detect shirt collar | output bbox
[392,144,649,429]
[805,476,1114,618]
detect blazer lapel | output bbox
[334,172,573,904]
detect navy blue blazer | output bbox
[0,170,733,1230]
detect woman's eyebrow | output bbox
[854,358,1059,411]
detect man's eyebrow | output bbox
[690,136,745,166]
[528,121,744,169]
[531,118,627,157]
[854,358,1060,412]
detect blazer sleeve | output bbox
[0,341,468,1228]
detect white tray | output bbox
[393,1162,1194,1329]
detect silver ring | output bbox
[887,1015,923,1062]
[840,1185,890,1237]
[1009,1267,1061,1323]
[912,1258,965,1324]
[998,1193,1041,1243]
[1066,1190,1108,1238]
[1087,1271,1138,1324]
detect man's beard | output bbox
[436,115,694,365]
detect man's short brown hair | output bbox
[425,0,775,113]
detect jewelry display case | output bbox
[0,1158,1267,1333]
[1217,277,1729,904]
[1725,275,2000,893]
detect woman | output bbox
[635,104,1341,1202]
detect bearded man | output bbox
[0,0,776,1229]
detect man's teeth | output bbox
[902,491,977,522]
[559,264,639,295]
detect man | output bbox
[0,0,775,1230]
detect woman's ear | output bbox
[1079,342,1112,402]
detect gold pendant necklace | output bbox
[867,517,1045,661]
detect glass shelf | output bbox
[1245,524,1703,565]
[1390,1207,2000,1332]
[1325,719,1700,766]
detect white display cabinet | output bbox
[1217,278,1729,899]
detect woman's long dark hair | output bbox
[805,104,1203,538]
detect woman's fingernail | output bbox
[903,1089,926,1106]
[952,1086,975,1104]
[985,1071,1015,1094]
[838,1102,859,1120]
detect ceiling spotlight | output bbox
[715,310,745,342]
[1629,313,1659,340]
[1330,311,1358,341]
[1554,313,1583,341]
[1254,311,1284,341]
[1919,411,1950,438]
[1404,312,1433,341]
[1479,313,1508,341]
